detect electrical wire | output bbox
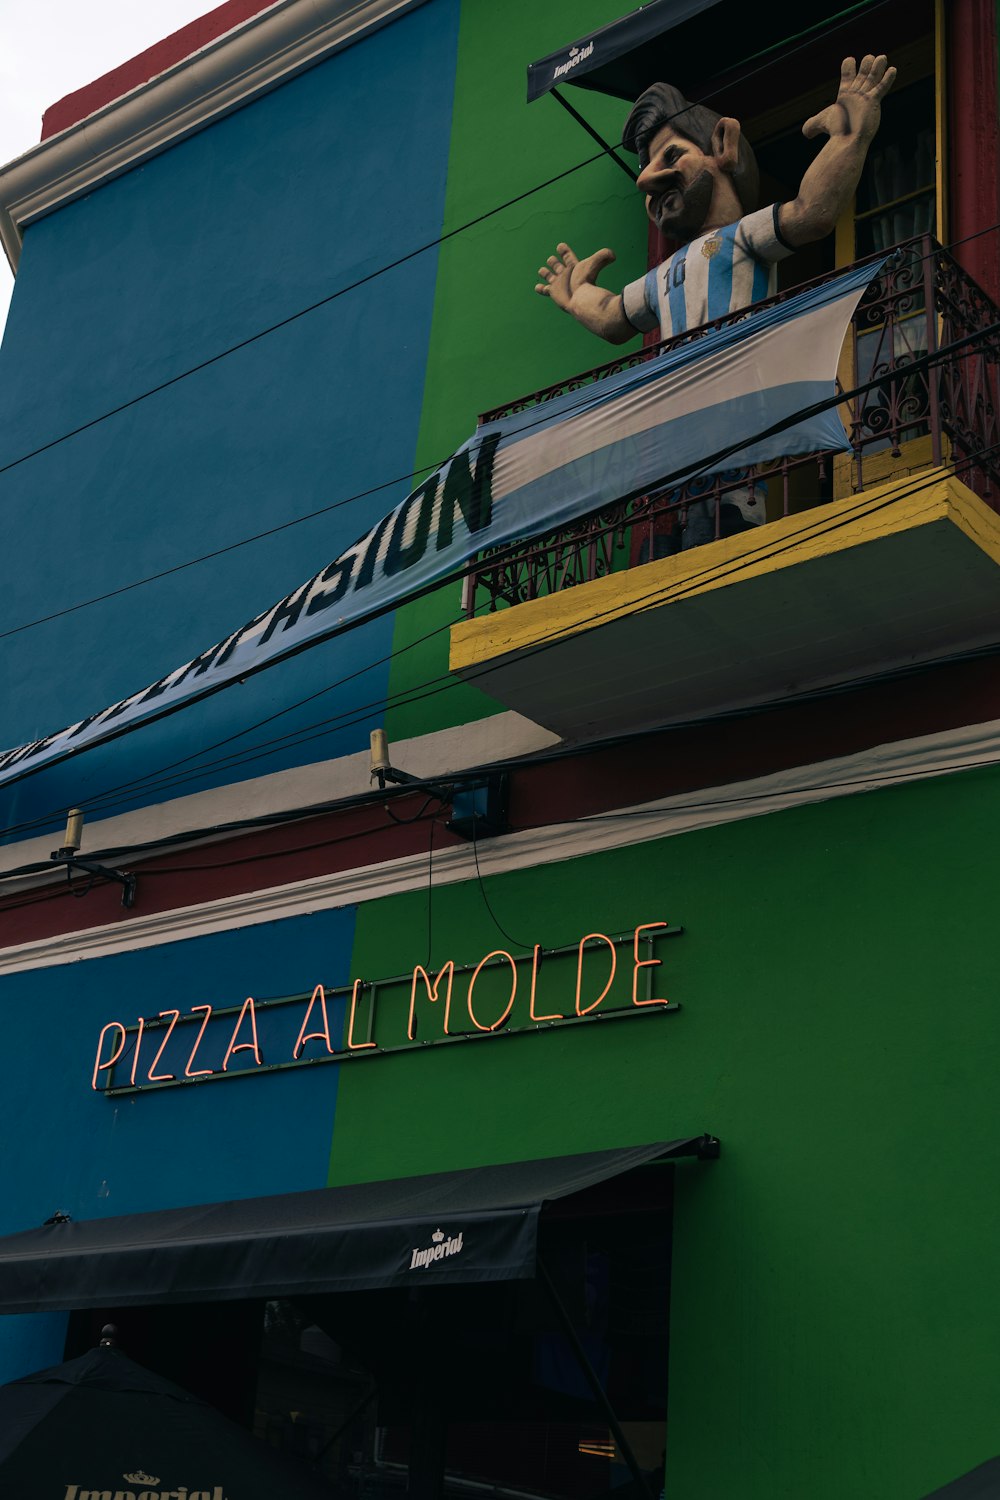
[75,516,997,819]
[0,8,884,498]
[4,216,998,652]
[0,807,442,912]
[0,188,997,817]
[426,816,434,966]
[0,149,618,489]
[0,252,899,810]
[0,0,992,679]
[7,713,1000,917]
[0,791,442,891]
[547,0,897,174]
[694,0,897,109]
[6,613,1000,909]
[0,234,892,646]
[6,351,1000,834]
[0,463,446,643]
[470,811,532,950]
[1,304,995,826]
[9,575,1000,892]
[0,160,993,665]
[20,610,465,821]
[60,456,1000,821]
[3,426,999,851]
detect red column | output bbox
[948,0,1000,303]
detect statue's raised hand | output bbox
[803,55,896,144]
[535,242,617,313]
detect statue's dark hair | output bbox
[621,83,759,214]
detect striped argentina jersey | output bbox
[622,204,794,341]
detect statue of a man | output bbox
[535,55,896,344]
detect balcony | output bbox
[450,237,1000,740]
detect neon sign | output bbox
[93,922,682,1096]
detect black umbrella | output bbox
[0,1328,332,1499]
[921,1457,1000,1498]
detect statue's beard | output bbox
[650,169,716,241]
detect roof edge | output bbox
[41,0,283,140]
[0,0,429,275]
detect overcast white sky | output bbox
[0,0,218,332]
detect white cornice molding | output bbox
[0,0,429,272]
[0,711,558,885]
[1,716,997,975]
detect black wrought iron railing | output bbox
[465,236,1000,617]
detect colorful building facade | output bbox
[0,1,999,1496]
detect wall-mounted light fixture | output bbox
[50,808,137,908]
[369,729,424,791]
[368,730,509,841]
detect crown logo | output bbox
[431,1229,445,1243]
[124,1473,159,1486]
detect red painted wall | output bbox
[949,0,1000,303]
[41,0,278,140]
[4,651,1000,948]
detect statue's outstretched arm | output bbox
[535,242,635,345]
[780,54,897,247]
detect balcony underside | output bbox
[450,471,1000,741]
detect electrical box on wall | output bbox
[447,773,510,840]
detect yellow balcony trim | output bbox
[450,469,999,674]
[832,432,947,499]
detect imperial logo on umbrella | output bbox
[0,1338,330,1498]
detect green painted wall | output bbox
[385,0,649,740]
[332,764,1000,1499]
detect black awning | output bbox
[527,0,887,106]
[919,1456,1000,1498]
[0,1139,714,1314]
[528,0,721,103]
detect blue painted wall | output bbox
[0,905,356,1380]
[0,1313,69,1385]
[0,910,356,1228]
[0,0,460,840]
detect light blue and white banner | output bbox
[0,262,878,789]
